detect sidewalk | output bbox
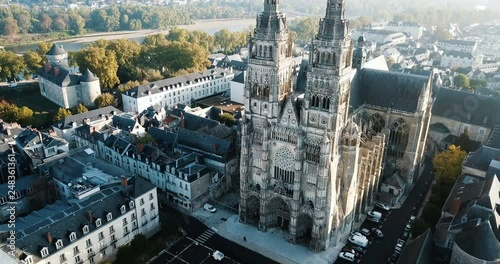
[216,215,344,264]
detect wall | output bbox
[430,116,490,144]
[231,80,245,104]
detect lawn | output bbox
[0,82,59,129]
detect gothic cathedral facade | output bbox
[240,0,432,252]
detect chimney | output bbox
[120,176,128,187]
[54,67,60,77]
[46,232,53,244]
[451,198,461,214]
[87,211,93,223]
[44,63,51,73]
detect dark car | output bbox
[350,245,365,253]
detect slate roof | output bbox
[396,229,435,264]
[429,122,451,134]
[176,127,234,162]
[170,109,220,131]
[46,43,67,56]
[37,66,80,87]
[80,68,99,82]
[432,88,500,128]
[123,68,233,99]
[485,125,500,149]
[384,172,405,188]
[442,174,485,214]
[463,146,500,171]
[232,72,245,84]
[148,127,176,152]
[295,59,309,94]
[52,106,122,129]
[438,39,476,46]
[12,177,155,263]
[443,51,474,59]
[455,221,500,262]
[112,115,140,131]
[353,68,429,112]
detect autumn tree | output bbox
[0,100,33,126]
[135,133,157,146]
[289,17,319,42]
[0,51,26,81]
[37,42,52,59]
[52,108,72,122]
[15,106,34,126]
[1,18,19,37]
[142,33,168,47]
[75,47,120,89]
[454,74,471,90]
[68,13,85,35]
[432,145,467,183]
[76,103,88,114]
[219,113,235,126]
[94,93,114,108]
[23,51,44,76]
[118,80,141,93]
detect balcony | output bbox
[109,229,115,234]
[100,244,108,251]
[88,252,96,258]
[99,236,105,241]
[60,259,67,264]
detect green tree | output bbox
[136,133,157,146]
[455,130,474,153]
[106,39,142,66]
[469,78,487,89]
[434,27,452,41]
[37,42,52,58]
[289,17,319,42]
[94,93,114,108]
[75,47,120,89]
[219,113,235,126]
[23,51,44,75]
[432,145,467,183]
[0,51,26,81]
[68,13,85,35]
[39,13,52,32]
[142,33,168,47]
[350,16,373,29]
[76,103,88,114]
[15,106,34,126]
[454,74,471,90]
[128,19,142,30]
[52,107,72,122]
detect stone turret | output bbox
[46,43,68,69]
[80,69,101,107]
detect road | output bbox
[336,158,435,264]
[151,205,277,264]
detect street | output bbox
[336,158,435,264]
[151,205,277,264]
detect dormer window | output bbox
[69,232,76,242]
[106,212,112,221]
[55,239,63,250]
[129,201,134,209]
[95,218,102,227]
[82,225,89,234]
[120,205,126,214]
[40,247,49,258]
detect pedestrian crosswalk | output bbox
[194,229,215,244]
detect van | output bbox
[349,234,368,248]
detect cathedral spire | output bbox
[317,0,349,40]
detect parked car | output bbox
[338,251,356,262]
[360,228,371,237]
[213,250,224,260]
[410,215,416,221]
[402,231,410,240]
[351,231,365,238]
[375,202,390,211]
[405,223,411,232]
[350,245,365,253]
[204,203,217,213]
[372,228,383,238]
[368,211,382,219]
[349,234,368,248]
[394,245,403,253]
[367,216,381,223]
[397,239,405,247]
[390,252,400,261]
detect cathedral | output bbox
[239,0,433,252]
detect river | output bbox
[5,19,255,54]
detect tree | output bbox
[39,14,52,32]
[68,13,85,35]
[15,106,33,126]
[454,74,471,90]
[455,131,474,153]
[75,47,120,89]
[23,51,44,75]
[37,42,52,58]
[76,103,88,114]
[289,17,319,42]
[118,80,141,93]
[432,145,467,183]
[219,113,235,126]
[52,108,72,122]
[434,27,452,41]
[142,33,168,47]
[106,39,142,66]
[135,133,157,146]
[94,93,114,108]
[1,18,19,37]
[469,78,487,89]
[0,51,26,81]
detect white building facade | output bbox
[122,68,234,114]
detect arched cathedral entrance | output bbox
[246,195,260,224]
[296,214,313,244]
[267,197,291,230]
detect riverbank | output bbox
[4,18,257,53]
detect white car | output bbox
[360,228,370,236]
[375,202,390,211]
[338,251,356,262]
[368,211,382,219]
[204,203,216,213]
[410,215,416,221]
[212,250,224,261]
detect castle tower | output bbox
[80,69,101,107]
[45,43,68,69]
